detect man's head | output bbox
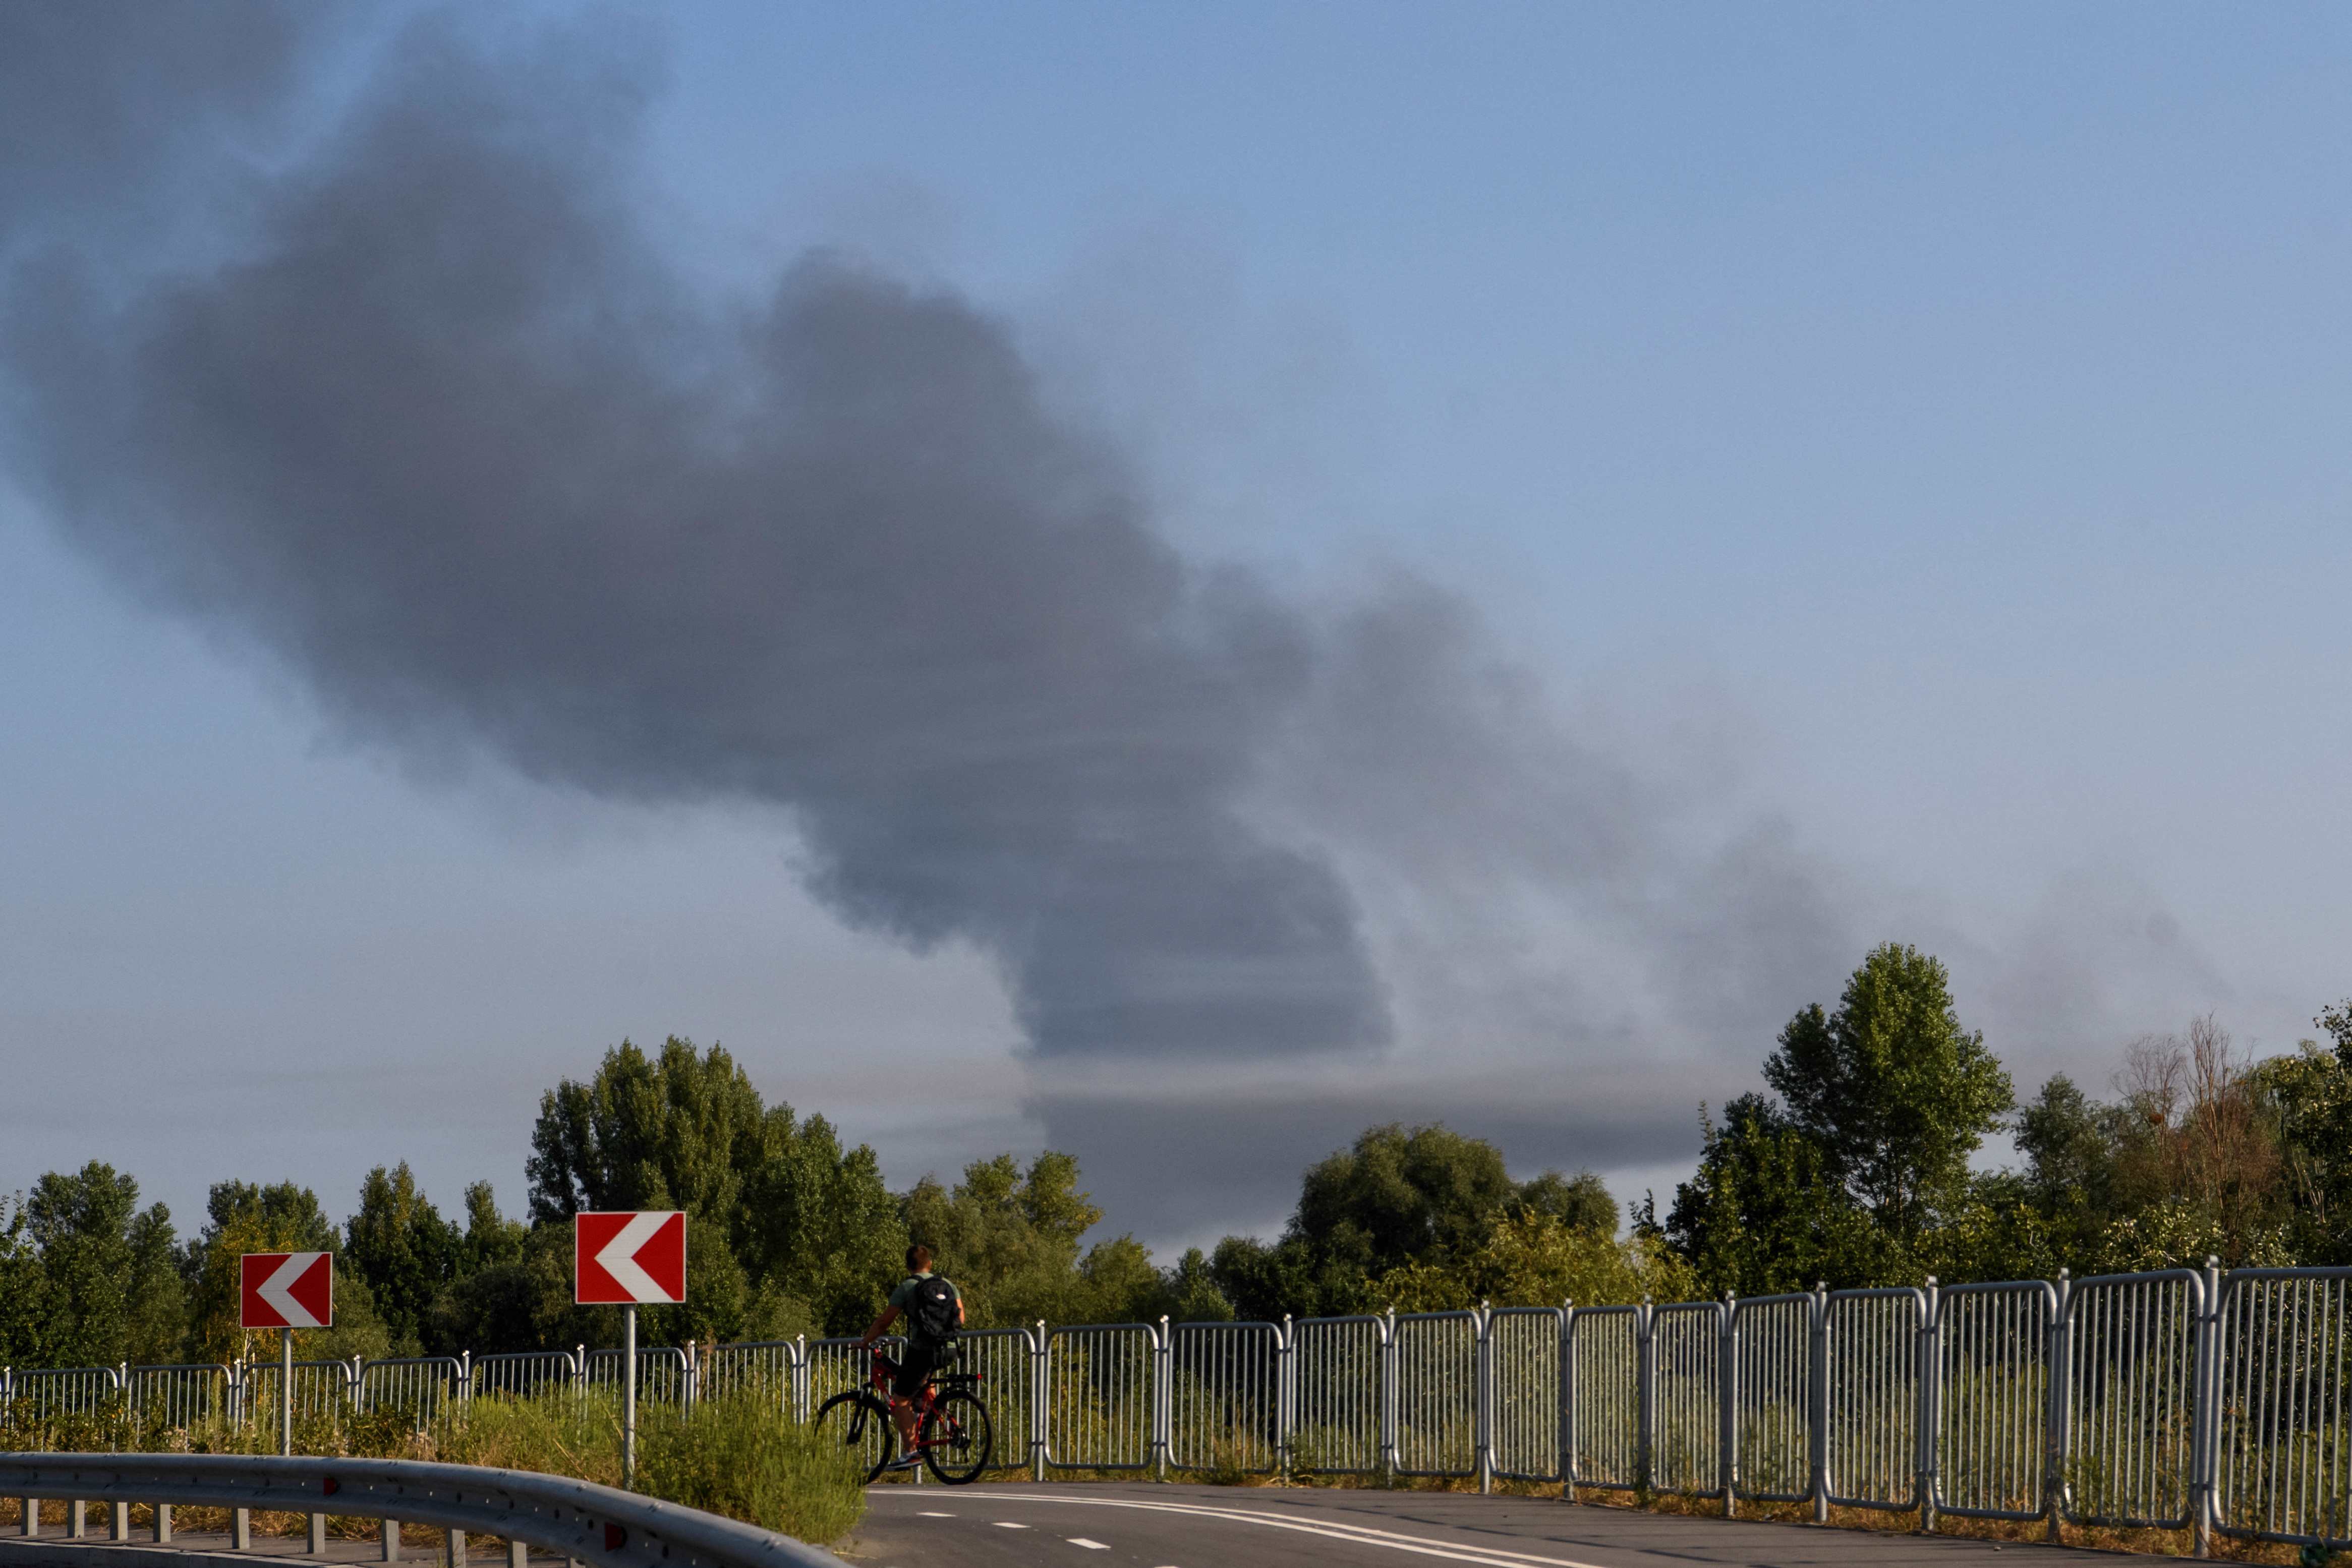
[906,1244,931,1274]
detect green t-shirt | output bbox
[889,1270,961,1316]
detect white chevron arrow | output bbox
[257,1252,327,1327]
[595,1211,674,1302]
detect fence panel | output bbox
[700,1342,795,1408]
[1392,1312,1478,1478]
[803,1335,903,1416]
[1045,1324,1156,1470]
[2063,1270,2199,1529]
[1825,1288,1922,1511]
[1568,1305,1642,1492]
[586,1346,690,1407]
[1652,1302,1723,1495]
[125,1365,231,1438]
[471,1351,580,1403]
[240,1359,353,1448]
[355,1357,461,1427]
[1732,1294,1812,1501]
[1289,1316,1386,1476]
[2215,1268,2352,1549]
[10,1367,122,1423]
[943,1328,1031,1471]
[1166,1322,1281,1475]
[1939,1281,2053,1520]
[1487,1308,1563,1481]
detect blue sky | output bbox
[3,3,2348,1253]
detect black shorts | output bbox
[891,1340,953,1399]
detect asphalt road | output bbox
[838,1483,2098,1567]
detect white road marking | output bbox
[1066,1540,1109,1551]
[992,1522,1030,1529]
[942,1493,1616,1568]
[916,1511,954,1517]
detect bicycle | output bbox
[812,1346,993,1484]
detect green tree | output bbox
[455,1182,529,1275]
[1763,943,2013,1245]
[185,1179,390,1364]
[899,1152,1106,1328]
[527,1037,902,1342]
[25,1163,183,1367]
[345,1163,460,1357]
[1158,1248,1235,1324]
[2255,1002,2352,1265]
[1208,1121,1592,1320]
[0,1196,40,1365]
[1664,1094,1891,1295]
[1380,1208,1695,1312]
[1293,1122,1518,1279]
[1512,1169,1618,1235]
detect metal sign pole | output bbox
[623,1304,638,1491]
[279,1329,293,1457]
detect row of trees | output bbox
[5,948,2349,1366]
[1661,945,2352,1296]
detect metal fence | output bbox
[8,1261,2352,1549]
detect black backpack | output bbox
[909,1274,959,1348]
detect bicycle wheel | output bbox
[813,1389,896,1483]
[920,1388,994,1484]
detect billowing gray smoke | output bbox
[1,9,1390,1061]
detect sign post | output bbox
[239,1252,333,1456]
[574,1212,686,1490]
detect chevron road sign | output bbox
[575,1211,687,1305]
[240,1251,334,1329]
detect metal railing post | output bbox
[1919,1277,1940,1534]
[1031,1322,1048,1482]
[1636,1298,1656,1498]
[1380,1308,1398,1484]
[1809,1281,1828,1524]
[1560,1297,1576,1502]
[1474,1302,1493,1495]
[2192,1256,2220,1559]
[1276,1315,1294,1480]
[2046,1268,2071,1541]
[1152,1317,1171,1481]
[1721,1294,1739,1518]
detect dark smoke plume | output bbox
[1,11,1390,1062]
[3,8,1879,1101]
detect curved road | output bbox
[840,1482,2093,1566]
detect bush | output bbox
[439,1389,866,1547]
[637,1389,866,1545]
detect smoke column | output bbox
[2,10,1394,1063]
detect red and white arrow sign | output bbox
[575,1211,686,1305]
[240,1251,334,1329]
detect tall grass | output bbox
[0,1387,866,1550]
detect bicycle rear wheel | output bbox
[920,1388,994,1484]
[813,1389,896,1483]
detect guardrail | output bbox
[0,1454,839,1568]
[6,1260,2349,1555]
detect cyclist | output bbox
[859,1243,964,1469]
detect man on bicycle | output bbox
[859,1244,964,1468]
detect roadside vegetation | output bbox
[4,944,2350,1365]
[5,942,2352,1557]
[0,1384,866,1549]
